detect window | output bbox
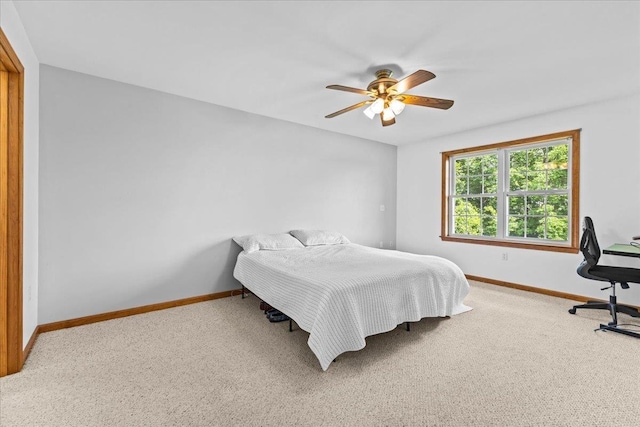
[441,130,580,253]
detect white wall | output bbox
[39,65,397,324]
[0,0,39,348]
[397,93,640,306]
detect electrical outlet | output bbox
[379,241,384,248]
[502,252,508,261]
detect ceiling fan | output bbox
[325,69,454,127]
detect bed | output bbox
[233,232,471,371]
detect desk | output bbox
[603,243,640,258]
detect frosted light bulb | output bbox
[370,98,384,114]
[382,107,395,121]
[363,106,375,119]
[390,99,405,115]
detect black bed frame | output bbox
[241,284,412,333]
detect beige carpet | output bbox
[1,280,639,427]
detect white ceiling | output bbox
[13,1,640,146]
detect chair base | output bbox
[569,300,640,320]
[569,294,640,338]
[596,324,640,339]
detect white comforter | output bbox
[233,244,471,371]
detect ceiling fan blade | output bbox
[400,94,454,110]
[380,114,396,127]
[326,85,372,96]
[387,70,436,94]
[325,100,372,118]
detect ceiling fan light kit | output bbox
[325,68,454,127]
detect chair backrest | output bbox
[580,216,601,266]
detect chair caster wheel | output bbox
[568,308,577,314]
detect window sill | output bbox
[440,235,579,254]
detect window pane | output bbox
[454,197,467,214]
[527,171,546,191]
[469,176,483,194]
[526,216,544,238]
[509,151,527,191]
[468,157,483,175]
[483,174,497,193]
[482,197,497,215]
[509,216,525,237]
[527,195,545,215]
[546,144,568,169]
[547,194,568,216]
[455,175,467,195]
[548,169,568,190]
[453,215,467,235]
[482,216,497,237]
[467,216,482,235]
[482,155,498,175]
[508,196,525,215]
[455,158,468,176]
[467,197,481,214]
[510,150,527,169]
[546,216,568,240]
[510,172,525,191]
[527,147,545,170]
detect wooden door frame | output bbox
[0,27,24,377]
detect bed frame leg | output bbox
[406,322,410,332]
[241,285,245,299]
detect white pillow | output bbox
[289,230,350,246]
[233,233,304,253]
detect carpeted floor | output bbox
[1,280,639,426]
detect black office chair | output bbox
[569,216,640,338]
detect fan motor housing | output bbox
[367,69,398,96]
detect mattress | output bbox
[233,243,471,370]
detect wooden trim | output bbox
[465,274,640,310]
[441,236,578,253]
[440,150,448,247]
[7,70,23,373]
[39,289,243,333]
[441,129,581,254]
[0,27,24,377]
[442,129,581,157]
[0,29,24,73]
[0,71,8,377]
[21,290,242,363]
[569,133,580,250]
[22,325,39,365]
